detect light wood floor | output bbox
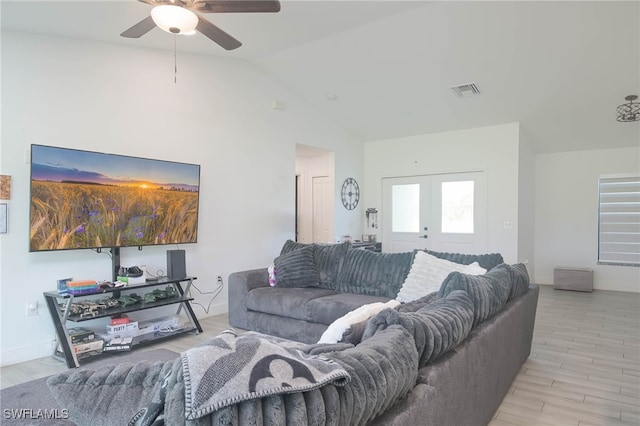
[1,285,639,425]
[490,285,640,426]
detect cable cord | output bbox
[155,318,184,335]
[190,277,224,314]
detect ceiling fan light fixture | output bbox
[616,95,640,122]
[151,5,198,35]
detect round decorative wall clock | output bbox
[341,177,360,210]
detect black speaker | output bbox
[167,250,186,280]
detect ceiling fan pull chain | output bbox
[174,35,177,84]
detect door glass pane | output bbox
[392,184,419,232]
[442,181,474,233]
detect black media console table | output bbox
[43,276,203,368]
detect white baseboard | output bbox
[0,341,54,367]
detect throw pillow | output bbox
[438,264,512,326]
[280,239,307,255]
[317,300,401,344]
[273,245,320,288]
[336,249,414,298]
[507,263,531,300]
[278,240,350,289]
[312,242,350,289]
[396,251,486,303]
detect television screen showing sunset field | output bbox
[29,145,201,252]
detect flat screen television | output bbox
[29,144,201,257]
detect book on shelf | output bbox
[57,339,103,355]
[67,280,97,287]
[106,321,139,335]
[72,339,103,354]
[67,286,99,295]
[102,337,133,352]
[67,327,96,344]
[110,315,131,326]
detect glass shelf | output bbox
[65,296,194,322]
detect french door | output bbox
[382,172,487,254]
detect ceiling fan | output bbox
[121,0,281,50]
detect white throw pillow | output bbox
[318,300,400,344]
[396,251,486,303]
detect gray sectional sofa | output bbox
[220,241,539,425]
[229,240,509,343]
[45,241,539,426]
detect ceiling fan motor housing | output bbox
[121,0,281,50]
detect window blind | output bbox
[598,176,640,266]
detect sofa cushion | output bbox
[498,263,531,301]
[280,240,350,289]
[362,290,475,367]
[438,264,511,326]
[46,360,175,426]
[336,249,414,298]
[273,245,320,288]
[326,325,420,425]
[307,293,393,325]
[396,251,486,303]
[246,286,336,321]
[312,242,350,290]
[420,249,504,271]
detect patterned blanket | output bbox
[181,330,350,420]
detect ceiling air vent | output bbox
[451,83,481,97]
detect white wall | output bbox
[534,147,640,292]
[518,129,536,279]
[0,31,362,365]
[363,122,533,265]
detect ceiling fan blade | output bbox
[121,16,156,38]
[137,0,158,5]
[196,16,242,50]
[194,0,280,14]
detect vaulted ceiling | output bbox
[3,1,639,153]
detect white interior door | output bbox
[312,176,331,243]
[382,172,487,254]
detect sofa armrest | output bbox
[228,268,269,329]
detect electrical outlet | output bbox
[26,301,38,316]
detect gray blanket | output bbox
[181,330,350,420]
[142,325,419,425]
